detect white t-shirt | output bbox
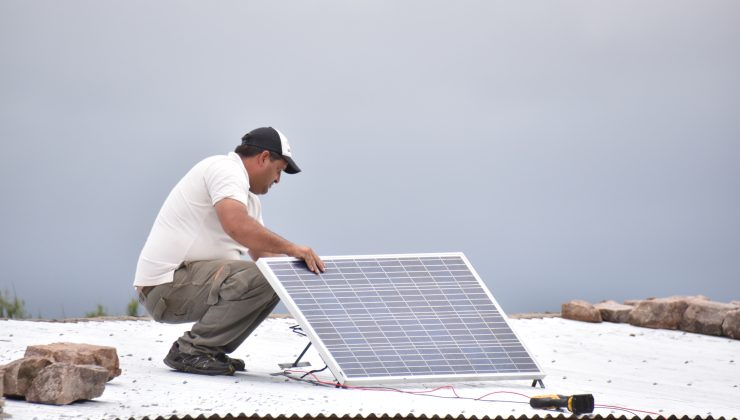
[134,152,263,287]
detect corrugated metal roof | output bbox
[3,317,738,419]
[132,414,737,420]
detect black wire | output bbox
[283,372,335,388]
[301,364,328,378]
[289,324,306,337]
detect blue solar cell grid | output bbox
[259,254,543,384]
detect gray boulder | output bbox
[25,363,108,405]
[680,300,736,336]
[722,309,740,339]
[1,357,53,397]
[594,300,633,323]
[628,296,695,329]
[25,342,121,381]
[561,300,602,323]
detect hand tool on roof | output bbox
[529,393,594,414]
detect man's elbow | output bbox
[221,221,244,242]
[221,225,239,239]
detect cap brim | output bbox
[283,156,301,174]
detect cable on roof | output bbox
[300,364,328,379]
[289,324,306,337]
[283,369,529,404]
[282,369,663,418]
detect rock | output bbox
[561,300,602,323]
[0,365,4,411]
[628,296,695,329]
[680,300,737,336]
[730,300,740,308]
[723,309,740,339]
[680,294,710,302]
[623,299,644,306]
[2,357,53,397]
[594,300,633,323]
[25,363,108,405]
[25,343,121,381]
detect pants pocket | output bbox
[150,297,168,322]
[150,297,189,324]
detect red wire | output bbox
[285,369,663,418]
[596,405,638,417]
[286,369,460,396]
[475,390,533,401]
[596,404,661,417]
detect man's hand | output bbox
[215,198,325,274]
[288,244,325,274]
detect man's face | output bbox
[250,153,288,195]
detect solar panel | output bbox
[257,252,544,385]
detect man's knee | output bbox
[219,261,277,302]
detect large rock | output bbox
[627,296,695,329]
[561,300,602,323]
[723,309,740,339]
[1,357,53,397]
[594,300,633,323]
[25,363,108,405]
[0,366,4,412]
[680,300,736,336]
[25,343,121,381]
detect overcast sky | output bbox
[1,1,738,318]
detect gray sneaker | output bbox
[163,342,235,376]
[216,353,246,372]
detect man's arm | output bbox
[247,249,282,261]
[215,198,325,273]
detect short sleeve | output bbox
[247,192,265,226]
[203,159,249,206]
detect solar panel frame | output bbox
[257,252,545,385]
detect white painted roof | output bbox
[1,317,738,419]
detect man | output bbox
[134,127,325,376]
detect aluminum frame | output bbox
[257,252,545,386]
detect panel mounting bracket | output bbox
[278,341,313,369]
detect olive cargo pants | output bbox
[139,260,279,356]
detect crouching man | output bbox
[134,127,324,375]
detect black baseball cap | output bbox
[240,127,301,174]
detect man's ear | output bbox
[258,150,271,167]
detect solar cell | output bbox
[257,253,544,385]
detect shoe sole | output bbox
[164,357,235,376]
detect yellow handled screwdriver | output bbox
[529,394,594,414]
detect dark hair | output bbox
[234,144,283,161]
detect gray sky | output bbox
[1,1,738,318]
